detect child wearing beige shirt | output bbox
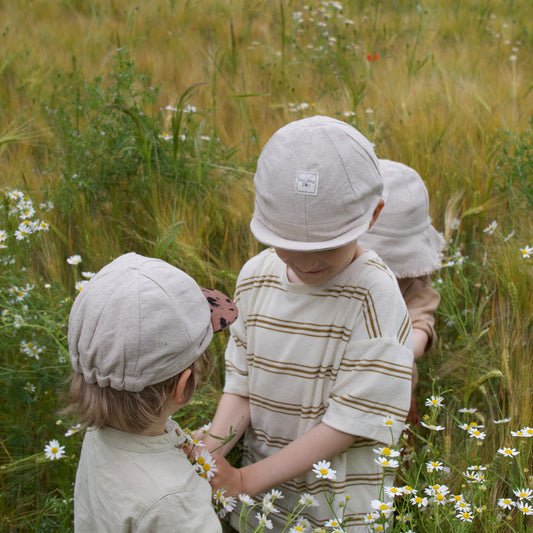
[359,159,445,422]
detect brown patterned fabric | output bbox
[201,288,238,333]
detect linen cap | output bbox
[358,159,446,278]
[68,253,238,392]
[250,116,384,251]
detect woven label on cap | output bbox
[295,171,319,196]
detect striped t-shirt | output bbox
[224,248,413,531]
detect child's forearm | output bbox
[412,328,429,361]
[203,393,251,457]
[239,422,356,497]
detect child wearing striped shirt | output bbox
[203,116,414,532]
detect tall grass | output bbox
[0,0,532,530]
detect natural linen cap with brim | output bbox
[68,253,238,392]
[250,115,384,251]
[358,159,446,278]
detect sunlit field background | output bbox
[1,0,532,531]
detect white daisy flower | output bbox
[194,448,217,481]
[456,510,473,522]
[262,496,279,514]
[467,427,486,440]
[75,281,89,292]
[298,493,319,507]
[516,502,533,515]
[267,489,283,501]
[458,407,477,414]
[8,189,25,201]
[425,395,444,407]
[421,421,445,431]
[288,520,308,532]
[375,456,399,469]
[497,497,515,510]
[67,254,82,265]
[483,220,498,234]
[373,446,400,457]
[363,512,379,524]
[493,417,511,424]
[497,447,519,457]
[255,513,273,529]
[503,230,515,242]
[312,460,336,480]
[410,495,429,508]
[65,424,82,437]
[183,432,206,447]
[44,439,66,460]
[520,245,533,258]
[426,460,444,472]
[467,464,487,471]
[14,229,29,240]
[513,488,533,501]
[323,518,342,528]
[384,486,404,498]
[239,493,255,506]
[371,499,394,517]
[454,499,471,511]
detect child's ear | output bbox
[172,368,194,405]
[368,198,385,230]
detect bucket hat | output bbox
[250,116,384,251]
[358,159,445,278]
[68,253,238,392]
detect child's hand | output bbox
[209,453,246,497]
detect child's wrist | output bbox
[239,465,259,497]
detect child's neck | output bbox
[138,420,168,436]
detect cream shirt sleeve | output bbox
[136,491,222,532]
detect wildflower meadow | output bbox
[1,0,532,531]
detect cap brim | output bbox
[200,288,238,332]
[250,214,373,252]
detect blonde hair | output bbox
[64,355,206,433]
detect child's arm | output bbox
[398,275,440,358]
[202,393,251,457]
[398,275,440,390]
[210,421,356,497]
[412,328,429,361]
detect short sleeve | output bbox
[323,337,413,443]
[136,491,222,533]
[223,267,251,397]
[323,269,414,444]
